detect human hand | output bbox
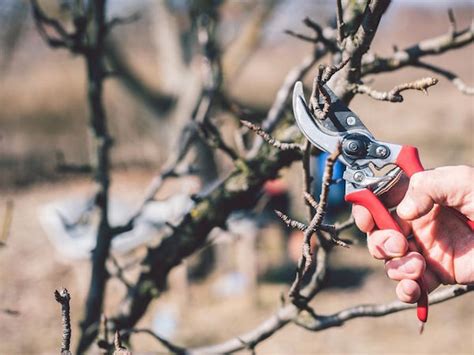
[352,165,474,303]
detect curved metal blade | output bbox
[292,81,341,154]
[292,81,374,151]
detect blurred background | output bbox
[0,0,473,353]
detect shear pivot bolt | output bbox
[353,171,365,182]
[346,116,356,126]
[348,142,359,152]
[375,146,388,157]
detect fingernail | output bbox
[384,237,403,256]
[398,198,416,219]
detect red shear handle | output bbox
[345,188,429,323]
[395,145,424,178]
[347,146,430,322]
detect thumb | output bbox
[397,166,474,221]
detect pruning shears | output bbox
[292,81,474,325]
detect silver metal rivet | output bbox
[353,171,364,182]
[348,142,358,151]
[376,146,388,157]
[346,116,356,126]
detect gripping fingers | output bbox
[385,251,426,281]
[367,229,408,259]
[396,269,441,304]
[397,166,474,221]
[352,204,375,233]
[396,279,421,303]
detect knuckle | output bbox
[408,171,426,192]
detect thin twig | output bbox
[321,56,351,83]
[302,141,314,216]
[197,121,240,160]
[241,120,303,151]
[447,8,457,39]
[97,314,110,354]
[303,17,339,53]
[289,145,341,298]
[121,328,185,354]
[336,0,346,45]
[284,30,317,44]
[106,12,140,32]
[309,58,350,119]
[274,210,336,235]
[113,330,131,355]
[54,288,72,355]
[334,216,355,232]
[303,192,319,210]
[108,255,133,290]
[352,77,438,102]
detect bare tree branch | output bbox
[188,246,327,354]
[352,77,438,102]
[289,145,341,298]
[106,12,140,32]
[336,0,346,46]
[274,210,336,235]
[295,284,473,331]
[30,0,72,49]
[104,42,176,115]
[284,29,318,44]
[189,284,471,354]
[415,61,474,95]
[113,330,131,355]
[54,289,72,355]
[309,57,350,119]
[362,19,474,76]
[333,0,391,100]
[241,120,303,151]
[447,8,457,39]
[121,328,185,354]
[112,130,302,333]
[303,17,339,53]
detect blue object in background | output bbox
[312,152,349,221]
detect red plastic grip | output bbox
[345,189,402,232]
[345,189,429,323]
[396,145,424,178]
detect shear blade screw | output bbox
[348,142,359,152]
[353,171,364,182]
[375,146,388,157]
[346,116,357,126]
